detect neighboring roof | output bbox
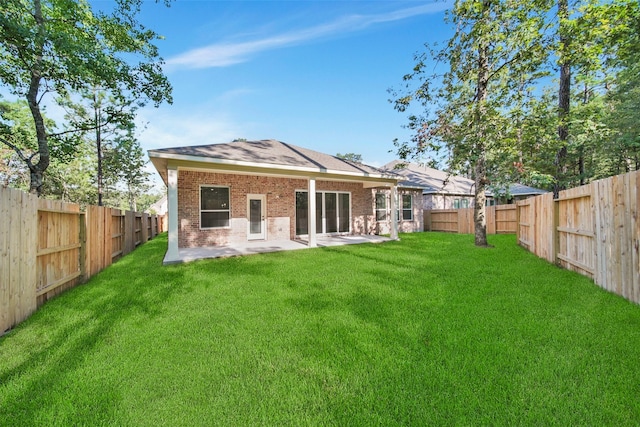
[382,160,475,195]
[383,161,548,197]
[149,139,398,185]
[503,183,548,197]
[147,194,167,215]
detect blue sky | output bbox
[117,1,454,186]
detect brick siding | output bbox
[177,170,399,248]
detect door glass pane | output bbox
[325,193,337,233]
[316,192,323,234]
[339,193,350,232]
[295,191,308,235]
[250,199,262,234]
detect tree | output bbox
[107,125,151,211]
[0,0,172,195]
[0,100,39,190]
[550,0,640,194]
[391,0,549,246]
[59,88,136,205]
[336,153,363,163]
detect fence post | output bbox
[553,197,560,266]
[79,212,87,283]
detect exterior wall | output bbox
[423,194,476,210]
[374,188,423,234]
[177,170,378,248]
[423,194,506,209]
[313,180,376,236]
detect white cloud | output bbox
[166,2,450,70]
[137,109,245,151]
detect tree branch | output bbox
[0,135,35,169]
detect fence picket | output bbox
[515,170,640,305]
[0,187,162,334]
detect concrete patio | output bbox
[166,235,393,264]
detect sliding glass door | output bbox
[295,191,350,235]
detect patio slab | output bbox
[165,235,392,264]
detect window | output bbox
[461,198,469,208]
[394,194,413,221]
[200,186,230,228]
[338,193,350,232]
[402,194,413,221]
[375,193,387,221]
[453,199,460,209]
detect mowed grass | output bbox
[1,233,640,426]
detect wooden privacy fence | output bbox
[424,205,518,234]
[517,170,640,304]
[1,187,163,334]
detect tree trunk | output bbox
[94,91,103,206]
[26,0,49,196]
[473,1,490,247]
[554,0,570,199]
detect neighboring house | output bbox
[149,140,423,264]
[147,194,167,216]
[383,161,547,210]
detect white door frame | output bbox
[247,194,266,240]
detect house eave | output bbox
[148,151,399,186]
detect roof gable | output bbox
[383,161,548,197]
[383,160,475,195]
[148,139,398,184]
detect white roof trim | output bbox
[149,150,397,182]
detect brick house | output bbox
[384,160,547,209]
[149,140,423,264]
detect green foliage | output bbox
[335,152,363,163]
[0,0,172,194]
[2,233,640,425]
[392,0,640,196]
[107,125,151,211]
[391,0,551,244]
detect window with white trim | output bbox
[200,186,230,228]
[375,193,387,221]
[395,194,413,221]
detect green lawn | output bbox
[1,233,640,426]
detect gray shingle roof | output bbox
[383,160,475,195]
[383,161,548,197]
[149,139,390,177]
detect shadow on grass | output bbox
[0,234,187,423]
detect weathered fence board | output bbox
[0,187,162,334]
[517,169,640,305]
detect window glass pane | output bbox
[315,193,323,234]
[453,199,460,209]
[338,193,350,232]
[461,199,469,208]
[201,187,229,210]
[202,212,229,228]
[249,199,262,233]
[375,193,387,221]
[325,192,337,233]
[403,195,412,209]
[295,191,308,235]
